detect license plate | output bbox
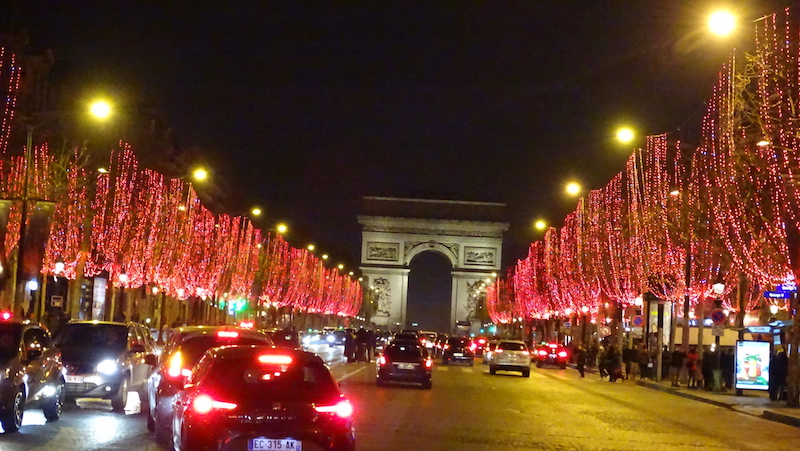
[65,375,84,383]
[398,363,415,370]
[549,354,556,358]
[453,353,463,357]
[248,438,301,450]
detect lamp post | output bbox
[712,279,726,391]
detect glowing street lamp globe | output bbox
[565,182,582,196]
[89,99,112,119]
[616,127,635,144]
[708,10,736,37]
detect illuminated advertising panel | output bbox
[735,341,771,391]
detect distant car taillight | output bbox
[538,350,548,356]
[494,349,504,354]
[470,343,477,351]
[315,399,353,419]
[378,355,387,365]
[192,394,237,414]
[557,351,568,358]
[425,358,433,369]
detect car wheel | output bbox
[469,359,474,367]
[560,363,567,369]
[154,411,171,444]
[0,386,25,433]
[536,361,543,368]
[111,376,129,412]
[523,369,531,378]
[489,365,497,375]
[422,380,432,389]
[42,380,65,422]
[147,409,155,432]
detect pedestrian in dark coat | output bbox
[344,329,356,363]
[770,350,789,401]
[575,345,587,378]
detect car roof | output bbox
[173,326,271,342]
[499,340,526,344]
[207,345,321,364]
[66,320,135,326]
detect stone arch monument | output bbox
[358,197,508,332]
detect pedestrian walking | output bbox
[770,349,788,401]
[575,344,587,378]
[669,346,686,387]
[701,347,714,390]
[344,329,356,363]
[636,344,649,380]
[622,346,634,380]
[607,346,622,382]
[721,349,735,389]
[597,345,608,378]
[686,346,699,388]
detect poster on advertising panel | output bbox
[735,341,771,390]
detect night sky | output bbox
[1,1,792,271]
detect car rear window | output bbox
[180,336,269,367]
[201,355,338,402]
[0,323,21,358]
[385,344,423,360]
[499,342,526,351]
[56,324,128,350]
[448,338,468,346]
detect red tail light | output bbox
[470,343,477,351]
[538,350,548,356]
[425,358,433,369]
[478,339,486,344]
[315,399,353,418]
[378,355,387,365]
[557,351,568,358]
[167,351,191,378]
[192,394,237,414]
[217,330,239,338]
[494,349,504,354]
[548,343,558,349]
[258,354,293,365]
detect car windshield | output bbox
[201,355,339,403]
[0,323,21,359]
[385,344,424,360]
[56,324,128,350]
[499,342,526,351]
[180,335,270,367]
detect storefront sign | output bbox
[735,341,770,391]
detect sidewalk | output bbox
[569,363,800,427]
[635,377,800,428]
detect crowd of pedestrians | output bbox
[343,327,378,363]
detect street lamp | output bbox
[565,181,582,197]
[615,127,635,144]
[14,100,113,313]
[250,207,263,217]
[708,10,737,37]
[534,219,547,231]
[191,167,209,182]
[275,223,288,235]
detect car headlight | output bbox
[97,359,119,375]
[327,335,336,343]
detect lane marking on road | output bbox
[437,366,449,371]
[336,366,367,382]
[461,368,474,373]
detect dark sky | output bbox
[1,1,791,270]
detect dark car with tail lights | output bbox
[535,343,568,369]
[376,341,432,389]
[0,313,65,433]
[171,346,355,451]
[441,337,475,366]
[147,326,273,443]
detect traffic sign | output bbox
[631,327,643,339]
[710,308,727,325]
[563,321,571,329]
[631,315,644,328]
[765,291,791,299]
[712,324,725,337]
[599,326,611,337]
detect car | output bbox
[441,336,474,366]
[171,346,355,451]
[535,343,569,369]
[434,334,449,357]
[376,341,433,389]
[482,340,500,364]
[262,328,302,349]
[473,337,490,356]
[147,326,273,443]
[0,314,65,433]
[392,331,420,343]
[419,331,437,350]
[56,320,158,412]
[489,340,531,377]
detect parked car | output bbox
[0,314,65,432]
[171,346,355,451]
[147,326,273,443]
[262,328,301,349]
[376,341,433,389]
[489,340,531,377]
[55,321,157,411]
[441,337,475,366]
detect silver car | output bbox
[489,340,531,377]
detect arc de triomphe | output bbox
[358,197,508,332]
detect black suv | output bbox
[442,337,475,366]
[0,316,65,432]
[377,341,433,388]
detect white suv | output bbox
[489,340,531,377]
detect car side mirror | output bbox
[130,343,146,353]
[25,349,43,362]
[144,354,157,366]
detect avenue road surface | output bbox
[2,344,800,450]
